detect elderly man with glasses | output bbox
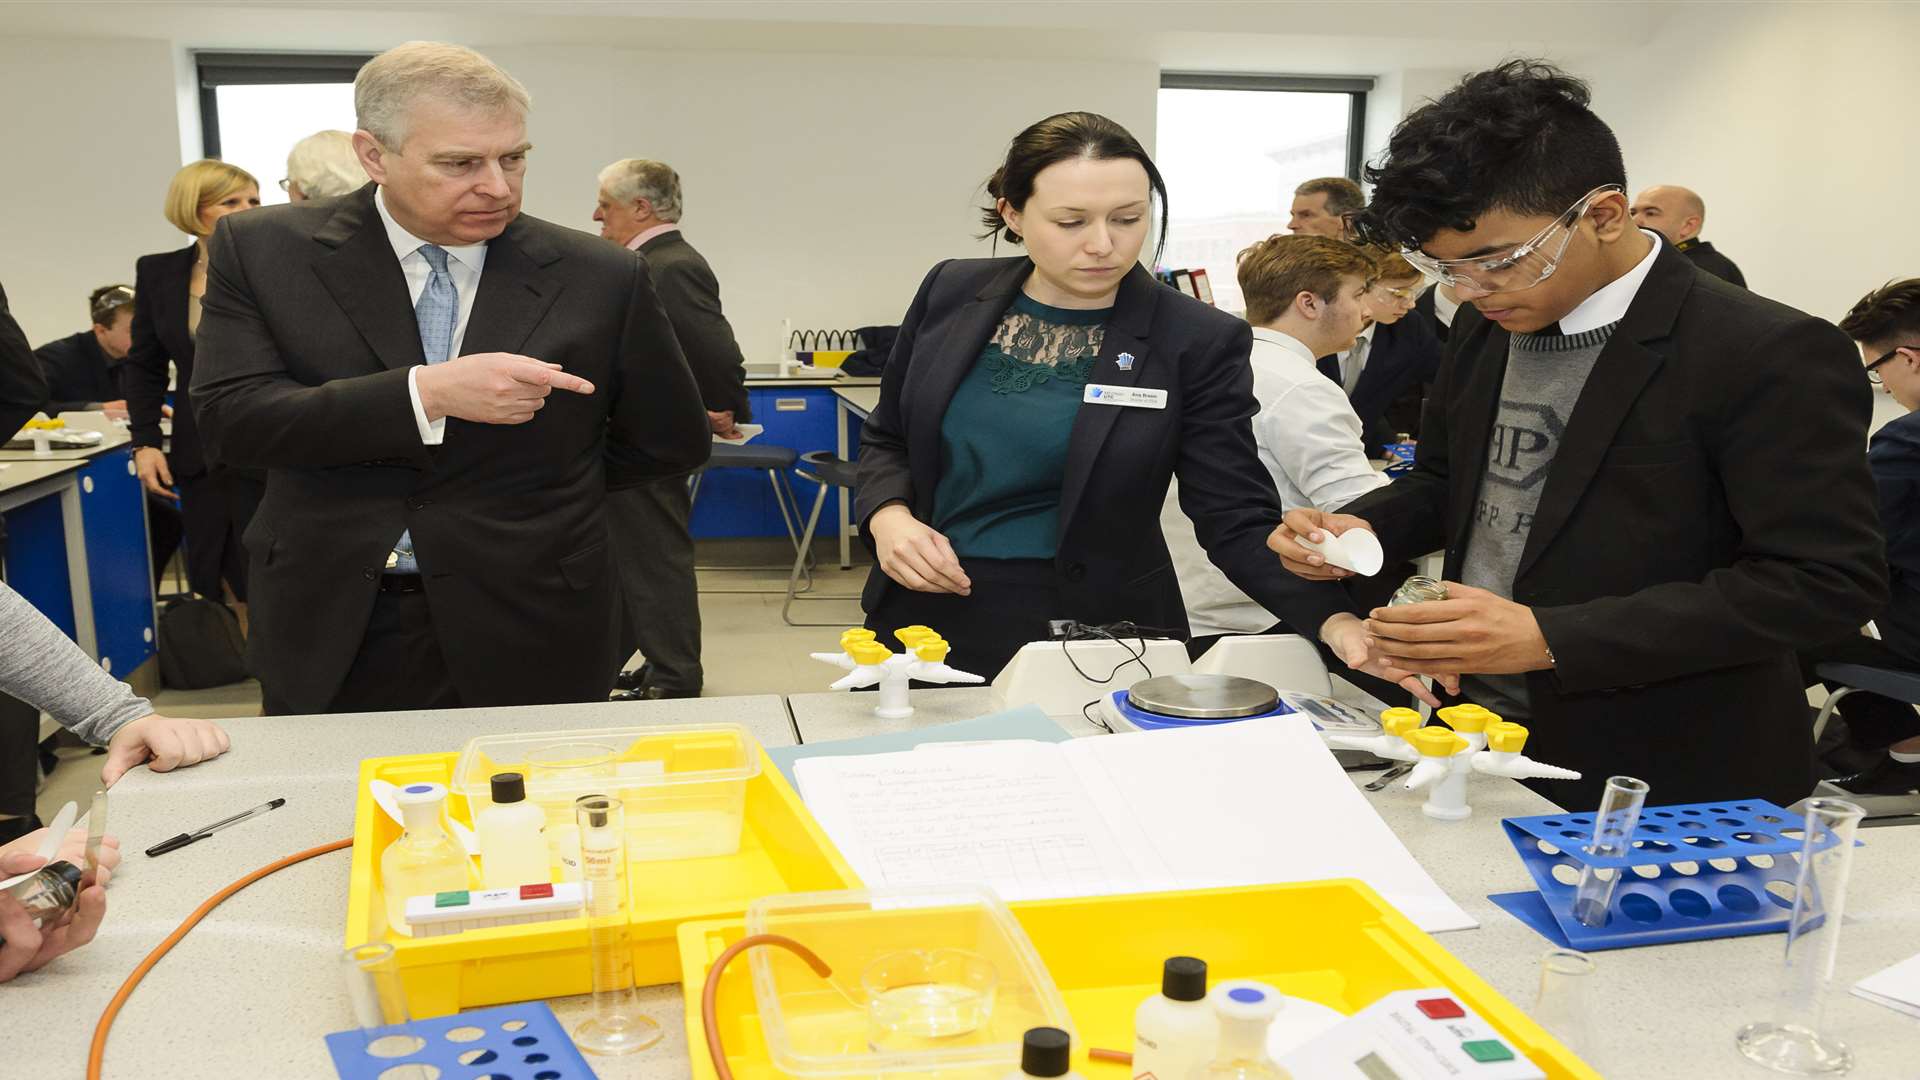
[1270,61,1884,809]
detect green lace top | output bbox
[931,293,1111,559]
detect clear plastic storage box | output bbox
[452,724,760,862]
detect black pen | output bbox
[145,798,287,857]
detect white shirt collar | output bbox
[374,187,488,271]
[1251,325,1317,363]
[1352,320,1378,348]
[1558,228,1662,334]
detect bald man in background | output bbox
[1631,184,1746,287]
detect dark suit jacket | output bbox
[0,282,45,439]
[1343,242,1886,807]
[122,243,207,474]
[191,184,711,713]
[1869,410,1920,661]
[638,230,751,420]
[1412,288,1450,343]
[856,257,1350,639]
[1679,239,1746,288]
[35,331,123,413]
[1348,316,1444,450]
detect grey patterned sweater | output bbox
[1,581,150,744]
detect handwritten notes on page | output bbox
[793,718,1475,933]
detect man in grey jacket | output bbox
[593,159,753,698]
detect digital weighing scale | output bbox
[1100,674,1296,732]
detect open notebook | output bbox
[794,716,1475,933]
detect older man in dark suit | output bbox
[592,158,753,698]
[192,42,710,715]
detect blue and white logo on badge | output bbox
[1117,352,1136,371]
[1089,386,1103,398]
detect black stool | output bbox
[689,441,812,594]
[783,451,864,625]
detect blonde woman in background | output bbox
[283,130,368,201]
[123,159,263,610]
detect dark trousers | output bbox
[262,587,460,715]
[146,492,184,591]
[1799,631,1920,749]
[865,558,1062,682]
[177,466,262,602]
[608,476,703,693]
[0,691,41,840]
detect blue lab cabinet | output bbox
[0,446,156,677]
[689,386,865,539]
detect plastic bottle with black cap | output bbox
[475,771,549,889]
[1007,1026,1082,1079]
[1135,956,1220,1080]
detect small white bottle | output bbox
[1189,981,1290,1080]
[1006,1027,1084,1080]
[380,782,470,937]
[475,772,549,889]
[1135,956,1218,1080]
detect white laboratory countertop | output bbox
[743,374,883,389]
[787,686,1920,1079]
[830,385,881,418]
[0,415,133,462]
[9,696,793,1080]
[0,456,86,497]
[13,688,1920,1079]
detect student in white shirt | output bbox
[1163,235,1390,668]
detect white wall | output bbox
[1581,1,1918,322]
[0,36,190,347]
[491,45,1158,360]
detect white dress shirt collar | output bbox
[1251,325,1317,364]
[374,187,488,273]
[1558,228,1662,334]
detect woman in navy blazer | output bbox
[123,160,263,603]
[854,112,1429,698]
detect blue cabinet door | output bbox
[691,387,859,539]
[2,490,77,637]
[79,449,156,677]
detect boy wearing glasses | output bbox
[1273,60,1885,808]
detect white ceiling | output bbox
[0,0,1674,73]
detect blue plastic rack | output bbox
[1488,798,1850,951]
[324,1000,596,1080]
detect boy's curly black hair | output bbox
[1352,59,1627,251]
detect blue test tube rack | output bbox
[324,1000,597,1080]
[1488,798,1853,951]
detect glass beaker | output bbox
[861,948,998,1052]
[1532,948,1597,1065]
[571,794,663,1056]
[1389,576,1448,606]
[1573,775,1649,927]
[1735,798,1866,1075]
[526,743,616,882]
[341,942,431,1075]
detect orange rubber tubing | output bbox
[86,837,354,1080]
[700,933,833,1080]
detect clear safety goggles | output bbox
[1400,184,1623,295]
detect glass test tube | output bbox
[341,942,431,1074]
[1735,797,1866,1075]
[572,794,663,1055]
[1532,948,1597,1065]
[1572,775,1649,927]
[84,787,109,884]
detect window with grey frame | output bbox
[1156,73,1373,313]
[196,51,370,206]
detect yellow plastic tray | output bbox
[345,745,860,1018]
[677,880,1599,1079]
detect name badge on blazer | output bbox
[1083,384,1168,409]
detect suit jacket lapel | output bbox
[312,187,425,373]
[1057,265,1158,538]
[1514,242,1691,579]
[459,218,563,357]
[906,258,1029,503]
